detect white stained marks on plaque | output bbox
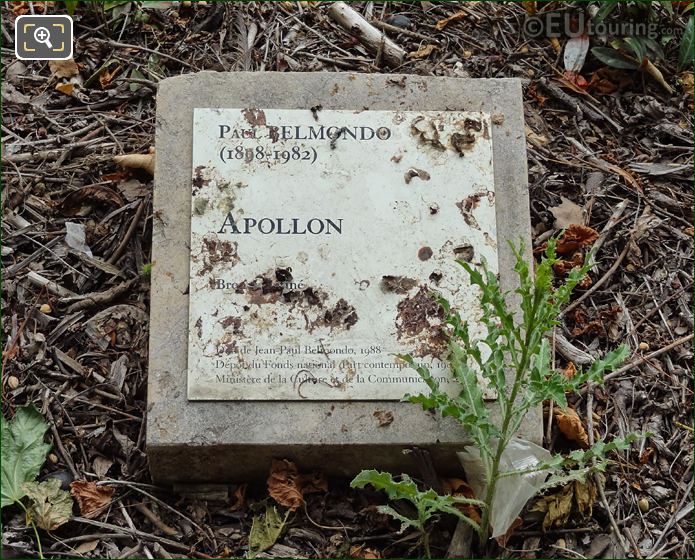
[188,108,497,400]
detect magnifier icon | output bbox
[33,26,53,49]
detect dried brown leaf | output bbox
[554,407,589,447]
[58,186,125,217]
[114,151,155,176]
[99,65,121,89]
[550,197,584,229]
[495,515,522,547]
[530,483,574,531]
[349,544,381,559]
[441,478,481,523]
[555,224,598,254]
[70,480,114,519]
[49,59,79,78]
[563,362,577,379]
[267,459,326,511]
[553,251,584,276]
[435,11,466,30]
[55,82,74,96]
[573,478,598,516]
[408,44,438,59]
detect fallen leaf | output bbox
[59,186,125,217]
[633,206,662,241]
[22,478,73,530]
[530,483,574,531]
[12,1,54,15]
[550,197,584,229]
[408,44,439,59]
[349,544,382,558]
[70,480,114,519]
[573,477,599,516]
[1,405,51,509]
[99,65,121,89]
[441,478,481,524]
[523,1,536,15]
[248,505,288,558]
[49,59,79,78]
[589,67,633,95]
[532,480,599,531]
[92,456,114,479]
[495,515,522,547]
[680,71,694,98]
[642,59,674,94]
[553,251,584,276]
[554,407,589,447]
[563,362,577,379]
[568,307,602,337]
[639,447,655,464]
[101,170,130,183]
[268,460,303,510]
[55,82,75,96]
[74,539,100,554]
[267,459,327,510]
[526,125,549,147]
[554,224,599,254]
[114,151,155,176]
[528,82,549,106]
[116,179,150,201]
[229,484,246,512]
[435,11,466,30]
[549,37,562,54]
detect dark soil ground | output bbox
[2,2,693,559]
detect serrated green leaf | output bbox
[22,478,73,531]
[351,470,419,501]
[247,505,289,558]
[592,47,640,70]
[1,405,51,509]
[378,505,420,533]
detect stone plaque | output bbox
[188,108,497,400]
[148,72,538,484]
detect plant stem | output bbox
[478,284,542,542]
[16,500,44,560]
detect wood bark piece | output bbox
[328,2,405,67]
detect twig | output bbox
[586,385,632,556]
[61,277,139,313]
[100,39,199,70]
[100,479,209,537]
[302,502,355,532]
[599,334,694,385]
[26,271,77,298]
[44,406,79,480]
[562,243,630,317]
[371,19,437,42]
[107,196,148,265]
[590,199,630,274]
[133,502,180,537]
[328,2,406,67]
[72,517,191,554]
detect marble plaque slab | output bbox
[188,108,497,400]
